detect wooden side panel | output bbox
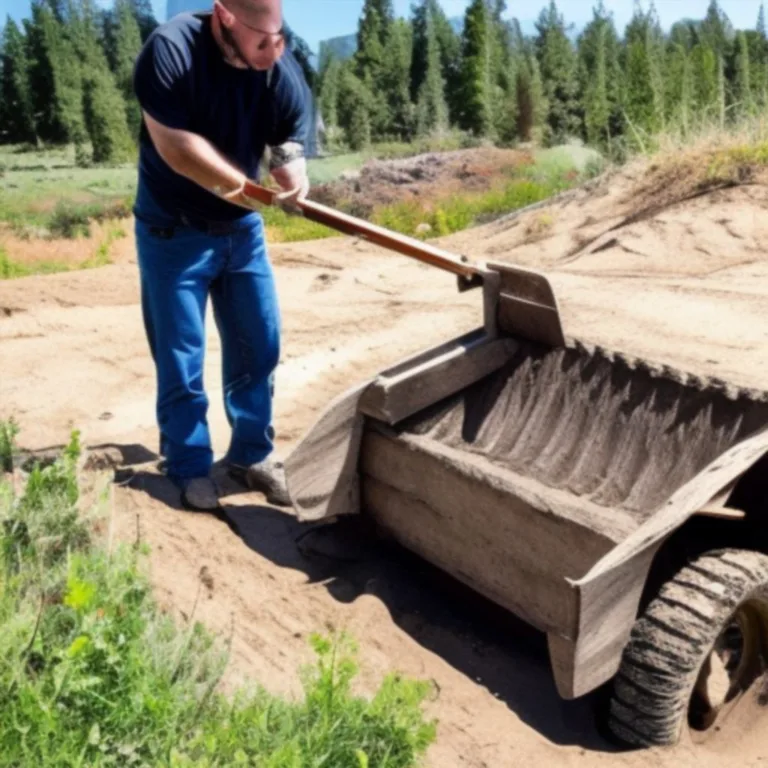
[358,332,519,425]
[285,381,371,522]
[361,428,616,636]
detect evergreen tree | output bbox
[700,0,733,60]
[25,1,85,144]
[458,0,493,136]
[690,41,719,119]
[665,42,692,134]
[379,19,413,139]
[356,2,384,81]
[433,2,462,126]
[579,2,623,147]
[535,1,581,144]
[1,18,36,143]
[337,63,372,150]
[415,1,449,136]
[516,53,546,142]
[622,3,666,139]
[111,0,142,138]
[734,30,753,115]
[318,54,341,129]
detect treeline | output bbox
[318,0,768,154]
[0,0,314,164]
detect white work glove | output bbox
[269,143,310,214]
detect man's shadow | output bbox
[110,442,616,753]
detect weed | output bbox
[48,201,93,239]
[0,420,437,767]
[0,418,19,472]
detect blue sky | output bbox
[2,0,767,53]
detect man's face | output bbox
[214,0,285,71]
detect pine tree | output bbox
[690,41,719,119]
[111,0,142,138]
[517,53,546,142]
[432,3,462,125]
[25,1,86,144]
[415,1,448,136]
[356,2,383,81]
[734,30,753,116]
[379,19,413,139]
[67,0,133,162]
[622,3,666,140]
[584,22,609,146]
[458,0,493,137]
[579,3,623,147]
[665,42,692,134]
[337,63,372,150]
[1,18,36,143]
[318,55,341,129]
[535,1,581,144]
[701,0,733,60]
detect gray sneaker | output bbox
[179,476,220,512]
[228,457,291,507]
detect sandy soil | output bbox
[2,161,768,766]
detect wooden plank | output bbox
[360,426,620,636]
[358,331,519,425]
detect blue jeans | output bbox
[135,213,280,483]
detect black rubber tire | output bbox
[608,548,768,748]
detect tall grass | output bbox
[0,422,437,767]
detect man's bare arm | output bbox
[143,111,248,198]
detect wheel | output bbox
[608,548,768,748]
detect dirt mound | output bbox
[3,151,768,766]
[313,147,532,216]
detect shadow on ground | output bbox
[111,443,616,753]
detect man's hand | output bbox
[269,142,309,214]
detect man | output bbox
[132,0,311,511]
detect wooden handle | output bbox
[242,181,481,282]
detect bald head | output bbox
[219,0,282,33]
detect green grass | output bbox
[261,205,335,242]
[0,422,437,767]
[372,162,581,240]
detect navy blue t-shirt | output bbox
[132,12,311,224]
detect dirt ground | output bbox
[3,160,768,765]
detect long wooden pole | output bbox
[242,181,483,282]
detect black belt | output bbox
[147,214,247,238]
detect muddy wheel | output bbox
[608,549,768,748]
